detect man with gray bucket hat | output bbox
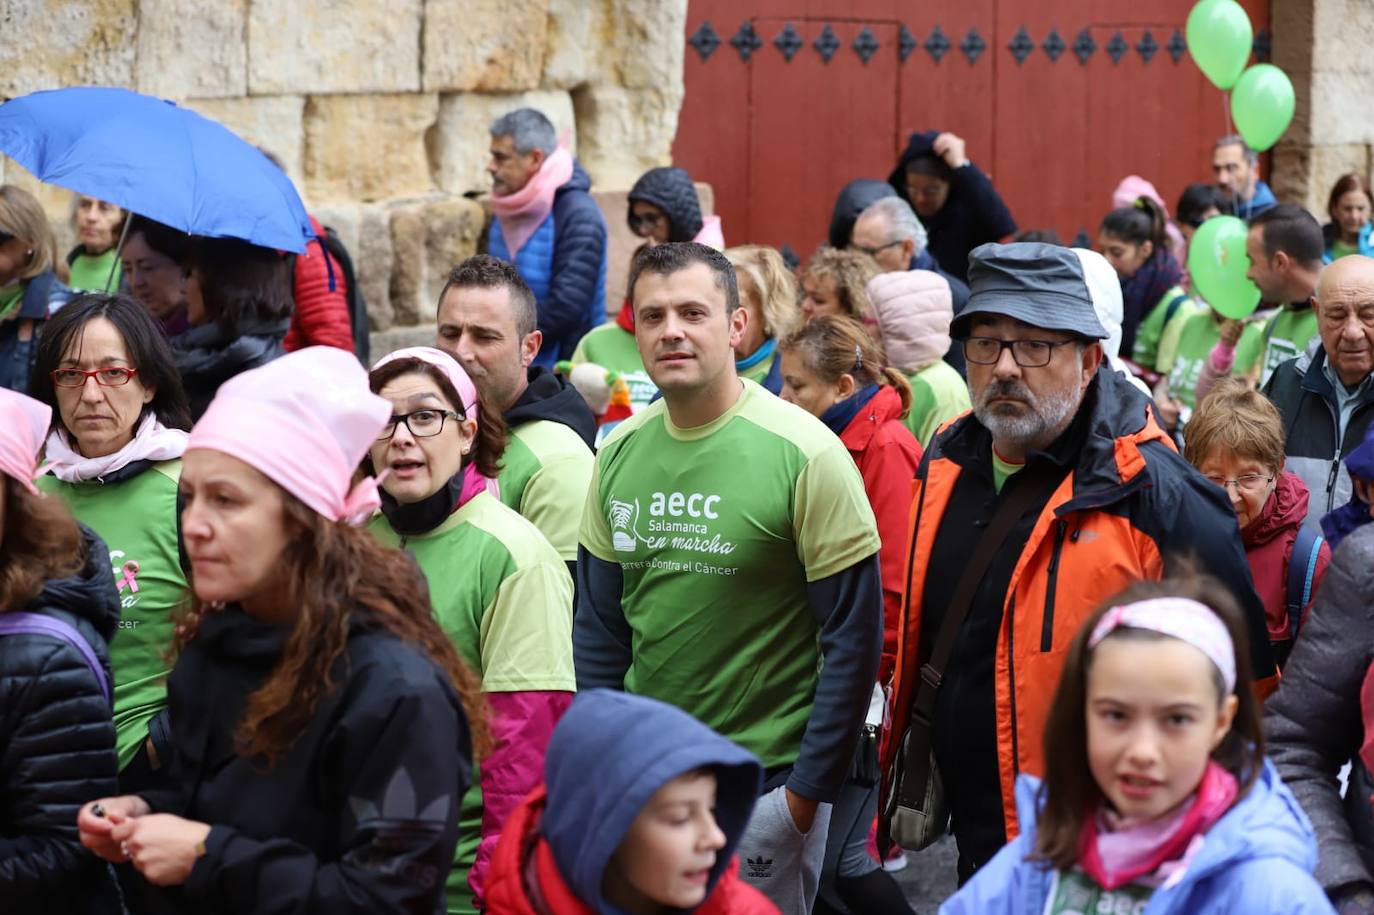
[878,243,1276,883]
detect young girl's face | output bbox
[1085,634,1238,822]
[604,771,727,913]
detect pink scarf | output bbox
[1078,760,1239,890]
[490,147,575,258]
[45,415,189,483]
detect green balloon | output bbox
[1188,215,1260,319]
[1231,64,1296,152]
[1187,0,1253,90]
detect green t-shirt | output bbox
[738,349,777,388]
[1234,305,1321,386]
[68,249,122,293]
[1131,285,1204,372]
[906,360,971,446]
[1331,238,1360,261]
[571,322,658,412]
[369,490,575,915]
[39,461,187,769]
[1044,868,1153,914]
[498,419,594,562]
[581,380,880,769]
[992,449,1024,493]
[1161,311,1265,411]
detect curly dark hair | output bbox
[173,493,491,767]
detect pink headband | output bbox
[372,346,480,420]
[187,347,392,523]
[0,388,52,495]
[1088,598,1236,693]
[369,346,499,500]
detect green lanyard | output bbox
[0,284,24,322]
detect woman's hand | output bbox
[111,814,212,887]
[932,132,968,169]
[78,795,152,862]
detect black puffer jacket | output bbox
[170,315,290,419]
[133,606,473,914]
[0,526,122,914]
[626,167,703,242]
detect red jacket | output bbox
[283,215,355,353]
[839,385,923,684]
[1242,471,1331,645]
[486,787,778,915]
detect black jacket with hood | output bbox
[887,131,1017,283]
[0,526,122,915]
[828,179,898,249]
[170,315,290,420]
[627,167,704,243]
[132,606,472,915]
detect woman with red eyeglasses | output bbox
[31,293,193,802]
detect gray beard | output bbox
[973,380,1082,452]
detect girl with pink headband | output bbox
[365,346,575,915]
[0,387,124,912]
[941,577,1330,914]
[77,346,491,914]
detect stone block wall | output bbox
[0,0,687,357]
[1271,0,1374,217]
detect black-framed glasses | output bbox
[376,409,460,441]
[1203,473,1274,495]
[963,336,1077,368]
[850,240,903,258]
[50,367,140,387]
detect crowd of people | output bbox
[7,102,1374,915]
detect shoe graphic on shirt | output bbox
[745,856,774,880]
[610,498,641,552]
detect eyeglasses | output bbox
[962,336,1078,368]
[376,409,461,441]
[850,240,903,258]
[629,212,666,235]
[50,367,140,387]
[1203,473,1274,494]
[0,232,12,244]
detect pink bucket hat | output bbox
[369,346,499,499]
[0,388,52,495]
[187,346,391,522]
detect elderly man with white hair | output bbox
[852,196,969,315]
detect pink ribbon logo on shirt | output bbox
[117,560,140,594]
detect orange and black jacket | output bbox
[880,368,1277,851]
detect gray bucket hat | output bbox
[951,242,1110,340]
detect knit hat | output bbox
[186,346,391,522]
[627,167,704,242]
[0,388,51,495]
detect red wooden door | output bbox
[674,0,1271,261]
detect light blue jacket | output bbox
[940,760,1333,915]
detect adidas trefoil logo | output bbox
[745,855,774,879]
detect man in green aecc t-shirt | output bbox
[574,242,884,914]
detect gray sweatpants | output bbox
[736,785,832,915]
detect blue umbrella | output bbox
[0,86,312,253]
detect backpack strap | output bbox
[0,611,111,703]
[1162,290,1190,328]
[1286,526,1324,640]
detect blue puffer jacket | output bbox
[0,272,72,394]
[489,159,608,367]
[940,761,1333,915]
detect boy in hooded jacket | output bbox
[486,690,779,915]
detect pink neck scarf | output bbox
[490,147,575,258]
[1079,760,1239,890]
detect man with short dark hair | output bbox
[575,242,884,914]
[1213,134,1277,219]
[1263,255,1374,529]
[486,107,608,366]
[436,254,595,576]
[1234,203,1327,385]
[879,243,1275,883]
